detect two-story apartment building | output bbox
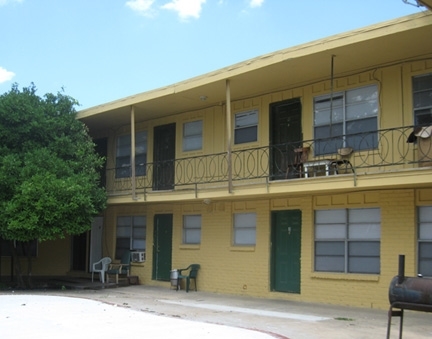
[3,9,432,309]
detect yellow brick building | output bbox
[2,10,432,310]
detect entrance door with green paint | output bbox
[152,214,173,281]
[271,210,301,293]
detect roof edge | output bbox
[78,11,431,118]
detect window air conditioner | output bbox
[131,251,145,263]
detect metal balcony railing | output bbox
[105,125,432,195]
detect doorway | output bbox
[153,123,176,190]
[271,210,301,293]
[152,214,173,281]
[270,98,302,180]
[71,233,87,271]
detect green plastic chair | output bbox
[106,251,131,284]
[177,264,200,292]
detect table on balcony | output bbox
[303,159,338,178]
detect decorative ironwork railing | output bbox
[105,125,431,195]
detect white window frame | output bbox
[418,206,432,276]
[314,208,381,274]
[183,120,203,152]
[115,131,147,178]
[234,109,258,144]
[233,212,256,246]
[116,216,146,259]
[183,215,201,244]
[413,73,432,126]
[313,84,378,155]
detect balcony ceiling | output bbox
[78,12,432,135]
[419,0,432,10]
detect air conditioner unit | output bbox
[131,251,145,263]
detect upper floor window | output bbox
[233,212,256,246]
[116,131,147,178]
[116,216,146,260]
[183,120,203,152]
[413,73,432,126]
[234,109,258,144]
[418,206,432,276]
[315,208,381,274]
[183,215,201,244]
[314,85,378,155]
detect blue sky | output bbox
[0,0,427,110]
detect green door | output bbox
[271,210,301,293]
[270,98,302,180]
[152,214,173,281]
[153,123,176,191]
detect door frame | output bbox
[153,123,176,191]
[269,98,303,180]
[89,216,104,272]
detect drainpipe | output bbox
[130,106,137,200]
[226,79,233,193]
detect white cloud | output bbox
[249,0,264,8]
[125,0,155,16]
[161,0,206,20]
[0,0,23,6]
[0,67,15,84]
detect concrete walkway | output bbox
[2,285,432,338]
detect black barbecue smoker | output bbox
[386,254,432,338]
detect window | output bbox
[183,120,203,152]
[116,216,146,259]
[314,85,378,155]
[413,73,432,126]
[115,131,147,178]
[314,208,380,274]
[0,238,37,257]
[234,109,258,144]
[233,212,256,246]
[418,206,432,276]
[183,215,201,244]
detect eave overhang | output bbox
[418,0,432,11]
[78,12,432,135]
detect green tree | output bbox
[0,84,106,288]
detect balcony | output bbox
[105,126,432,197]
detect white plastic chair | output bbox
[92,257,112,284]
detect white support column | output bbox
[130,106,137,199]
[226,79,233,193]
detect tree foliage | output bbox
[0,84,106,286]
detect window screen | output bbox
[234,110,258,144]
[314,85,378,155]
[315,208,380,274]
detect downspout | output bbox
[226,79,233,193]
[130,106,137,200]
